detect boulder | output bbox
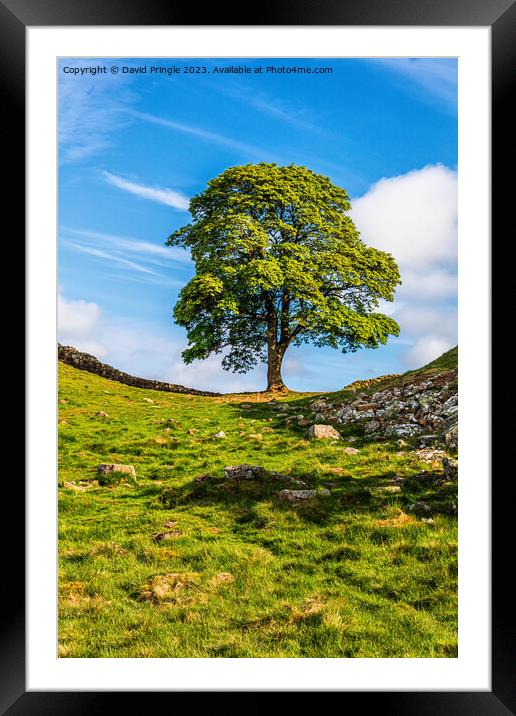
[442,420,458,450]
[97,463,136,485]
[408,501,432,516]
[310,399,328,412]
[307,424,342,441]
[364,420,381,434]
[384,424,421,438]
[278,489,330,504]
[213,431,226,439]
[442,457,458,480]
[224,465,266,481]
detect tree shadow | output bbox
[157,467,457,525]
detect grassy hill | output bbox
[58,353,458,658]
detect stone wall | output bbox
[58,344,220,397]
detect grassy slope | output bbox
[58,353,458,658]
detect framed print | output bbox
[4,0,508,709]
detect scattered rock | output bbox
[442,419,458,450]
[342,446,359,455]
[310,399,328,412]
[364,419,381,434]
[143,398,154,404]
[415,448,446,462]
[153,530,182,542]
[248,433,263,440]
[188,428,199,435]
[278,489,330,504]
[418,434,438,446]
[97,464,136,485]
[164,520,178,528]
[442,457,458,480]
[194,474,212,484]
[408,501,432,516]
[224,465,266,481]
[384,424,420,437]
[63,481,88,492]
[307,424,342,441]
[95,410,109,418]
[213,431,226,439]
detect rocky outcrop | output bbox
[58,344,220,397]
[307,371,458,444]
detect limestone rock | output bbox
[278,489,330,504]
[442,457,458,480]
[224,464,266,481]
[97,464,136,485]
[364,420,381,434]
[214,431,226,439]
[307,424,342,441]
[408,501,432,516]
[342,446,359,455]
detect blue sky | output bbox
[58,57,457,392]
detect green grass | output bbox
[58,360,458,658]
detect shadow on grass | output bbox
[156,468,457,525]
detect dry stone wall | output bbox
[58,344,220,397]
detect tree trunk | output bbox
[267,343,287,392]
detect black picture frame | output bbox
[6,0,506,711]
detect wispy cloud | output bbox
[58,61,137,163]
[62,227,192,266]
[210,82,317,131]
[63,242,160,275]
[102,171,190,210]
[131,111,274,160]
[367,59,457,115]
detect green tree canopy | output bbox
[167,163,401,391]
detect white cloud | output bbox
[404,337,454,367]
[351,164,458,367]
[103,171,190,210]
[57,293,266,392]
[352,164,457,268]
[400,269,457,300]
[58,295,101,338]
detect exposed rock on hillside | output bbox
[308,371,458,444]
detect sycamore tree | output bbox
[167,163,401,392]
